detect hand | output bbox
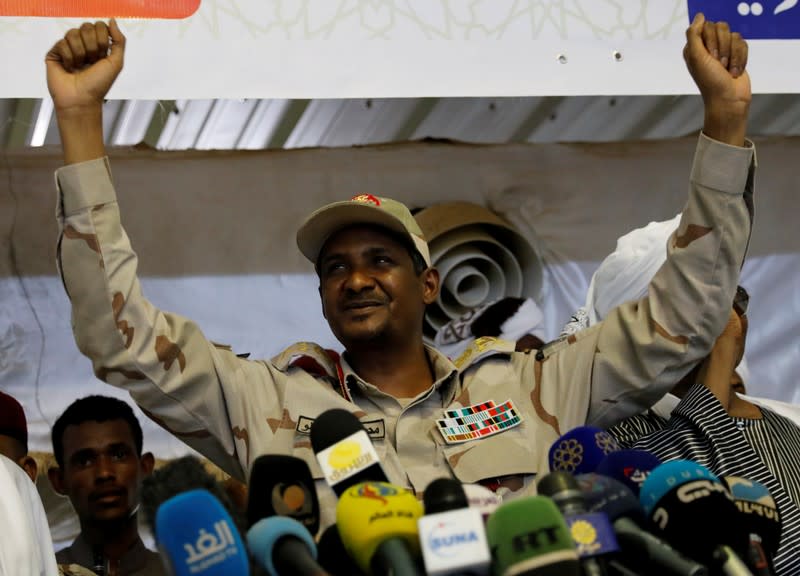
[45,20,125,116]
[683,13,751,145]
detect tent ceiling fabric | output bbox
[4,94,800,150]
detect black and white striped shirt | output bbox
[608,384,800,575]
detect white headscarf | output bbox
[0,455,59,576]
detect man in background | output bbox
[0,390,38,482]
[48,396,163,576]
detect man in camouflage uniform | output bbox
[46,15,755,528]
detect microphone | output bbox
[576,473,708,576]
[485,495,580,576]
[595,450,662,497]
[247,515,330,576]
[317,524,365,576]
[462,483,502,518]
[247,454,320,536]
[141,455,247,537]
[310,409,388,496]
[723,476,780,575]
[537,471,619,575]
[336,481,423,576]
[155,489,249,575]
[548,426,620,474]
[418,478,491,575]
[640,461,750,571]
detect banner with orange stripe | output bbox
[0,0,200,18]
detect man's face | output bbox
[317,225,438,348]
[55,420,149,525]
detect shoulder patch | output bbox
[271,342,353,402]
[534,325,599,361]
[453,336,516,371]
[210,341,250,359]
[271,342,340,379]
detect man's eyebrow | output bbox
[69,442,131,461]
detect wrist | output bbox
[56,106,106,165]
[702,103,749,147]
[55,103,103,124]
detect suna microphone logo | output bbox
[426,521,479,557]
[182,520,239,573]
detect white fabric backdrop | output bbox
[2,0,799,98]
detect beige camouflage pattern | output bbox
[54,134,755,529]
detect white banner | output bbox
[1,0,798,99]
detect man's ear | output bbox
[19,456,38,483]
[421,267,440,305]
[48,466,67,496]
[140,452,155,476]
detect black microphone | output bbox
[723,476,780,576]
[576,473,708,576]
[537,471,618,576]
[640,461,750,572]
[418,478,491,575]
[92,549,107,576]
[247,516,330,576]
[247,454,320,536]
[310,409,388,496]
[317,524,365,576]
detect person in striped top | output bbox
[607,289,800,573]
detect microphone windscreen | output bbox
[423,477,468,514]
[595,449,661,496]
[575,473,645,525]
[486,496,580,576]
[155,489,249,576]
[548,426,620,474]
[247,454,320,535]
[336,481,423,573]
[309,409,364,453]
[317,525,365,576]
[462,483,501,517]
[310,409,388,493]
[246,516,317,576]
[641,462,748,564]
[639,460,718,517]
[536,471,586,516]
[723,476,782,558]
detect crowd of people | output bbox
[2,11,799,576]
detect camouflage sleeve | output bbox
[54,158,282,479]
[583,133,755,428]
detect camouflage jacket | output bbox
[54,133,755,528]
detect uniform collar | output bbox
[340,345,459,402]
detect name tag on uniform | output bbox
[436,399,523,444]
[296,416,386,440]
